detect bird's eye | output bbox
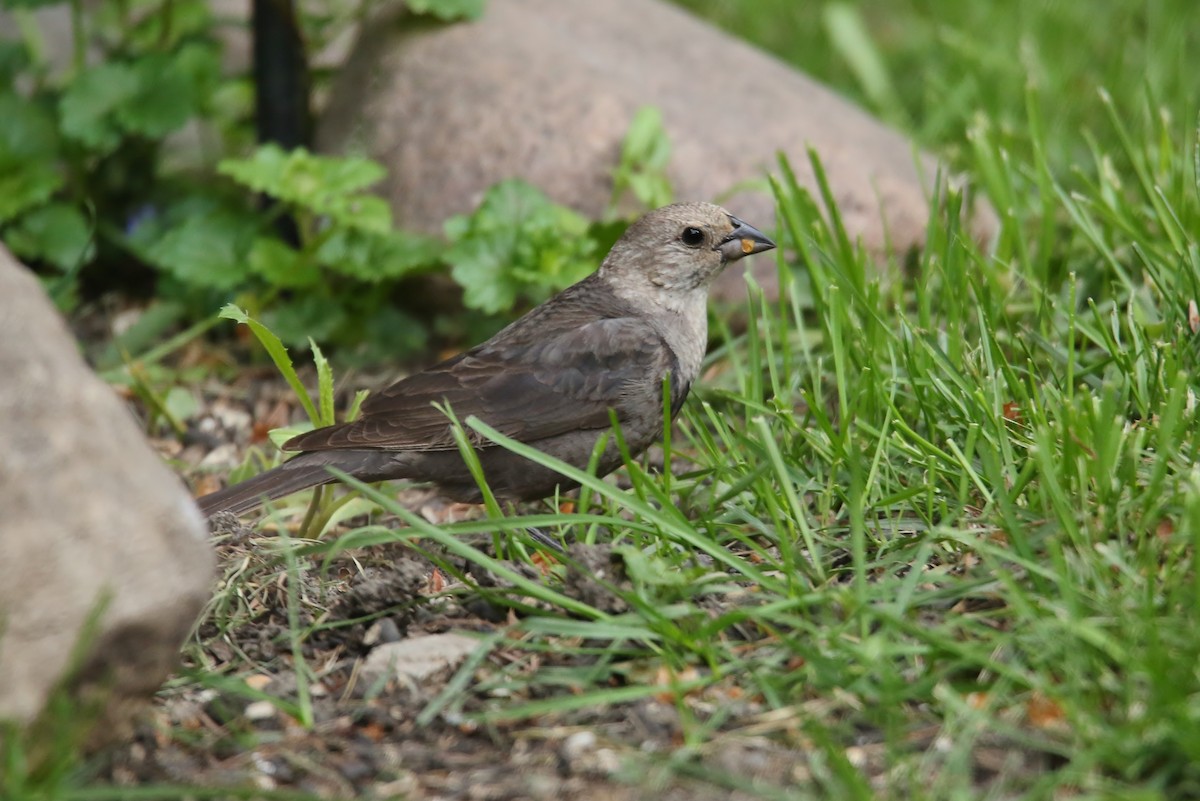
[681,227,705,247]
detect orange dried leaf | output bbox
[244,674,273,691]
[531,551,559,574]
[250,421,273,443]
[428,568,446,593]
[193,474,223,498]
[653,665,701,702]
[1026,692,1065,728]
[1157,519,1176,541]
[359,721,387,742]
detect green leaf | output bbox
[616,546,690,587]
[350,305,428,364]
[163,385,200,423]
[53,43,216,156]
[0,41,31,86]
[311,338,335,427]
[5,202,93,270]
[405,0,485,21]
[218,305,320,425]
[260,293,348,350]
[58,61,140,152]
[218,145,391,232]
[117,54,197,139]
[248,236,321,288]
[140,210,255,290]
[0,164,62,223]
[611,106,673,211]
[315,228,441,282]
[0,93,63,221]
[622,106,671,169]
[123,2,217,50]
[444,180,594,314]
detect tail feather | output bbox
[196,449,404,518]
[196,457,336,517]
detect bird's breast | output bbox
[658,300,709,387]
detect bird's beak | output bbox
[716,216,776,261]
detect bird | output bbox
[197,201,775,517]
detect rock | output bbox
[0,247,213,743]
[559,730,622,778]
[360,632,481,685]
[317,0,998,301]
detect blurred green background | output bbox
[680,0,1197,168]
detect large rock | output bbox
[0,247,213,741]
[318,0,997,298]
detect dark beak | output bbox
[716,216,776,261]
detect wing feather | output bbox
[285,316,671,453]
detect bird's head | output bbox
[599,202,776,297]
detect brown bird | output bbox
[197,202,775,517]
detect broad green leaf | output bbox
[218,145,391,231]
[141,211,255,290]
[117,54,197,138]
[0,93,63,221]
[315,228,441,282]
[248,236,321,288]
[260,293,348,349]
[122,1,216,49]
[351,305,428,363]
[164,386,200,423]
[0,166,62,223]
[622,106,671,168]
[0,40,30,85]
[444,180,594,314]
[5,202,93,270]
[611,106,673,210]
[58,61,140,151]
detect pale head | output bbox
[598,202,776,295]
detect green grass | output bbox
[374,107,1197,795]
[337,1,1200,795]
[14,1,1200,798]
[677,0,1199,170]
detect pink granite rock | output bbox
[317,0,997,299]
[0,246,213,742]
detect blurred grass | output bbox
[677,0,1199,170]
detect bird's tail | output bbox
[196,454,338,518]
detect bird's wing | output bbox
[285,316,674,453]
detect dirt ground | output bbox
[90,368,802,799]
[92,364,1050,799]
[100,538,826,800]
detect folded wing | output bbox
[285,316,673,453]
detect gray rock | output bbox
[317,0,998,300]
[0,247,213,742]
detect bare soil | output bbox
[91,363,1050,799]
